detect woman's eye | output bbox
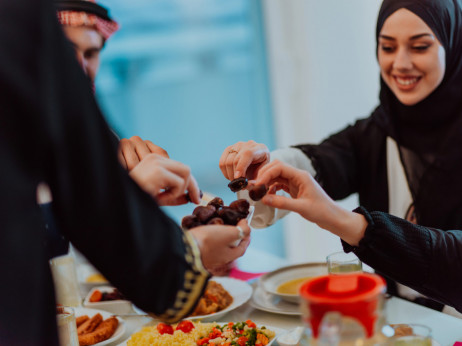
[380,45,394,52]
[412,45,430,51]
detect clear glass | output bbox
[326,251,362,274]
[49,254,82,307]
[387,324,432,346]
[56,306,79,346]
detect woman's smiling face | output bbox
[378,8,446,106]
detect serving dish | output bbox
[249,283,301,315]
[259,262,327,304]
[133,276,252,322]
[119,320,286,346]
[74,307,126,346]
[84,286,134,314]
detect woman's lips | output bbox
[393,75,422,91]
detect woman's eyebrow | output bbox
[379,33,434,41]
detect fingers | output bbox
[118,138,140,171]
[219,141,270,181]
[145,140,169,158]
[185,175,201,204]
[118,136,169,172]
[129,154,198,206]
[261,194,301,214]
[219,143,241,180]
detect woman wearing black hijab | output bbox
[220,0,462,311]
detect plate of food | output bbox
[74,307,126,346]
[83,286,134,314]
[249,283,302,316]
[259,262,327,304]
[122,319,284,346]
[133,277,252,322]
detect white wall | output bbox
[262,0,382,263]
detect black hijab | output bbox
[371,0,462,229]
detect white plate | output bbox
[259,262,327,303]
[133,277,252,322]
[249,283,302,316]
[119,321,285,346]
[74,307,126,346]
[83,286,134,314]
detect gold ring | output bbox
[228,148,238,154]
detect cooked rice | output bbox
[127,322,215,346]
[127,321,276,346]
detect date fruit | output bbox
[218,207,242,225]
[249,184,268,201]
[228,177,248,192]
[207,197,224,210]
[193,205,217,224]
[181,215,201,230]
[229,199,250,218]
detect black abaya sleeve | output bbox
[0,0,208,344]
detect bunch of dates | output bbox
[181,197,250,230]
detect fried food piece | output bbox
[77,313,103,336]
[78,317,119,346]
[190,280,233,316]
[76,315,89,328]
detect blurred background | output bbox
[96,0,382,272]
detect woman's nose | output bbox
[393,48,413,70]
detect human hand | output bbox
[219,140,270,181]
[118,136,169,171]
[189,219,251,272]
[129,154,201,205]
[254,160,367,245]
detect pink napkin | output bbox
[229,267,266,281]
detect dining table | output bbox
[107,286,462,346]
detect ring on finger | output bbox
[228,147,238,154]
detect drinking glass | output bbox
[56,306,79,346]
[387,324,432,346]
[327,251,362,274]
[49,254,82,307]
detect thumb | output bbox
[261,194,302,214]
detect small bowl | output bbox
[83,286,134,314]
[259,262,327,304]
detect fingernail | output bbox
[234,171,241,179]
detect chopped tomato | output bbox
[237,336,248,346]
[246,319,256,328]
[222,343,231,346]
[228,322,234,328]
[176,320,195,333]
[208,327,222,339]
[196,337,209,345]
[89,289,102,302]
[157,323,174,335]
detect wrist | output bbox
[317,204,367,246]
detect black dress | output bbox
[0,0,208,344]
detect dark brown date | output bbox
[218,207,242,225]
[181,215,201,230]
[193,205,217,223]
[207,197,224,210]
[207,217,225,225]
[228,177,248,192]
[249,184,268,201]
[229,199,250,217]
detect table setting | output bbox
[49,252,462,346]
